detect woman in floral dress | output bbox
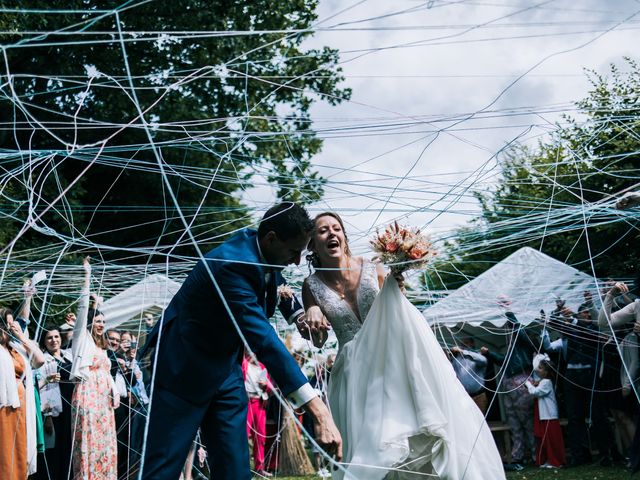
[70,258,119,480]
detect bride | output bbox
[301,212,505,480]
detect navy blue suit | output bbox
[141,229,308,480]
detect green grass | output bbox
[505,464,633,479]
[270,465,634,479]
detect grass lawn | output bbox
[504,464,633,479]
[271,464,634,479]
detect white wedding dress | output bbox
[306,260,505,480]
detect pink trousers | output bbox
[247,397,267,471]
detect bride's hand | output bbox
[305,306,331,347]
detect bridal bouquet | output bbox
[370,222,436,275]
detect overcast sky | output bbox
[248,0,640,254]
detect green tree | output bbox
[0,0,350,260]
[427,58,640,291]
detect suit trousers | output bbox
[564,367,614,463]
[141,373,251,480]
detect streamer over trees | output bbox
[427,58,640,290]
[0,0,351,260]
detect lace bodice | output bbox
[306,259,379,350]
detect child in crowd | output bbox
[525,360,566,468]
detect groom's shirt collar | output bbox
[256,236,275,273]
[255,238,269,270]
[255,237,282,272]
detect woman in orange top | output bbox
[0,301,45,480]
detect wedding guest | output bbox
[578,290,599,323]
[0,298,45,479]
[618,328,640,453]
[482,295,536,468]
[545,303,614,466]
[143,313,155,334]
[124,342,148,406]
[243,351,273,477]
[106,329,125,383]
[116,339,149,479]
[70,258,119,480]
[525,360,566,468]
[611,279,640,474]
[37,328,75,480]
[59,312,76,349]
[107,330,121,352]
[450,336,489,413]
[119,330,135,355]
[550,297,568,322]
[597,280,640,462]
[621,326,640,399]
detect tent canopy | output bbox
[422,247,598,348]
[102,274,181,329]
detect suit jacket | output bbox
[144,228,308,404]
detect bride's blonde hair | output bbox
[307,212,352,268]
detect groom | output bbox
[140,202,342,480]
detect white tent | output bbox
[423,246,598,329]
[102,274,181,329]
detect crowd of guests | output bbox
[1,257,638,479]
[0,261,327,480]
[0,259,153,480]
[240,341,337,478]
[447,277,640,472]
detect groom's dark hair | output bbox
[258,202,313,241]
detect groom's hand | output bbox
[305,396,343,464]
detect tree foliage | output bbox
[427,58,640,290]
[0,1,350,260]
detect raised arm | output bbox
[598,282,638,330]
[480,346,505,366]
[8,319,45,368]
[11,281,45,368]
[541,328,564,353]
[461,348,488,367]
[616,191,640,210]
[72,257,92,360]
[15,280,34,324]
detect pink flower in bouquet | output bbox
[407,245,427,260]
[385,241,399,253]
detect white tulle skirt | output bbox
[328,277,505,480]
